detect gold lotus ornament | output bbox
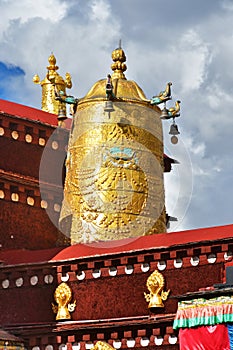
[144,270,170,309]
[52,282,76,320]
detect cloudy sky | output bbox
[0,0,232,233]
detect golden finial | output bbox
[33,53,73,115]
[111,40,127,79]
[144,270,170,309]
[47,53,59,71]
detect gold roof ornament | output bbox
[111,40,127,79]
[82,44,148,103]
[59,44,167,244]
[150,82,172,105]
[33,53,73,115]
[144,270,170,310]
[150,82,182,144]
[52,282,76,320]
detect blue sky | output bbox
[0,62,25,101]
[0,0,232,233]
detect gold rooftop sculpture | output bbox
[59,44,168,244]
[33,53,72,115]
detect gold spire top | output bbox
[111,41,127,79]
[47,53,59,71]
[82,44,148,103]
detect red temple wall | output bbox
[69,263,223,320]
[1,137,44,179]
[0,261,223,325]
[0,268,57,325]
[0,200,64,249]
[0,284,55,324]
[0,125,68,185]
[0,113,69,249]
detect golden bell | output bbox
[169,122,180,144]
[160,107,170,119]
[169,123,180,136]
[57,108,67,128]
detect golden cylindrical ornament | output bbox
[60,97,166,244]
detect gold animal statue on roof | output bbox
[144,270,170,308]
[168,100,181,117]
[151,82,172,105]
[52,282,76,320]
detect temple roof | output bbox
[0,224,232,266]
[0,329,23,342]
[50,223,233,263]
[0,98,72,128]
[0,98,57,125]
[0,247,63,266]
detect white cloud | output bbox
[206,82,233,110]
[0,0,121,106]
[90,0,111,21]
[222,0,233,11]
[176,29,213,92]
[0,0,67,40]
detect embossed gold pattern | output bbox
[59,46,167,243]
[144,270,170,309]
[33,54,72,115]
[60,101,166,243]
